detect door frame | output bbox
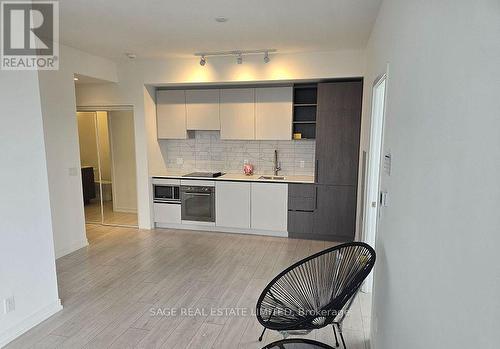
[362,70,388,293]
[76,106,138,228]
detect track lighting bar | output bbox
[195,49,276,65]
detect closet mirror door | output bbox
[77,112,103,224]
[102,110,138,226]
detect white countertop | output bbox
[151,172,314,184]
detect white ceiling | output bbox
[60,0,382,60]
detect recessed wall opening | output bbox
[76,109,138,231]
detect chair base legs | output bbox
[258,327,266,342]
[332,324,340,347]
[333,323,347,349]
[337,323,347,349]
[339,330,347,349]
[258,324,347,348]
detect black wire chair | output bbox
[256,242,376,348]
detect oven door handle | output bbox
[183,192,212,196]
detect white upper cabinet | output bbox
[186,89,220,130]
[220,88,255,140]
[255,87,293,140]
[156,90,187,139]
[156,86,294,140]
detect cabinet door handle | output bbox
[315,159,319,183]
[315,186,318,210]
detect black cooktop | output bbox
[182,172,224,178]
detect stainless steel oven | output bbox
[181,184,215,223]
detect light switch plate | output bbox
[299,161,305,168]
[68,167,78,176]
[380,191,389,207]
[383,152,392,176]
[176,158,183,165]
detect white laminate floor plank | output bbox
[5,225,368,349]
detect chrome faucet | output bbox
[274,149,281,176]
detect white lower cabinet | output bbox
[154,202,181,224]
[216,182,251,229]
[251,183,288,232]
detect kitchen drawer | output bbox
[288,211,314,234]
[288,183,315,198]
[154,202,181,224]
[288,196,315,211]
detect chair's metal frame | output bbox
[256,242,376,349]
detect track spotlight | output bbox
[264,51,271,63]
[237,53,243,64]
[264,51,270,63]
[199,55,206,66]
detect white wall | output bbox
[366,1,500,348]
[76,48,368,230]
[38,45,118,258]
[0,71,62,347]
[109,110,138,213]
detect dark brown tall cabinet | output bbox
[288,79,363,241]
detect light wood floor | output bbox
[6,225,372,349]
[84,200,138,226]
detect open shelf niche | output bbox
[292,84,317,139]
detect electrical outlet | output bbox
[3,296,15,314]
[176,157,183,165]
[300,161,305,168]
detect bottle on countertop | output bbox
[243,160,254,176]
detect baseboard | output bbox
[0,299,62,348]
[113,206,138,214]
[155,223,288,238]
[55,238,89,259]
[288,232,353,242]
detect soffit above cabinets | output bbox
[153,77,363,90]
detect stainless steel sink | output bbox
[259,175,286,180]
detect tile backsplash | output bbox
[159,131,315,176]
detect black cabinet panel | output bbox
[288,81,362,242]
[315,81,362,185]
[288,184,315,198]
[313,185,356,240]
[288,183,316,211]
[288,183,316,236]
[288,211,314,235]
[288,197,316,211]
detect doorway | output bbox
[363,74,387,292]
[77,110,138,227]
